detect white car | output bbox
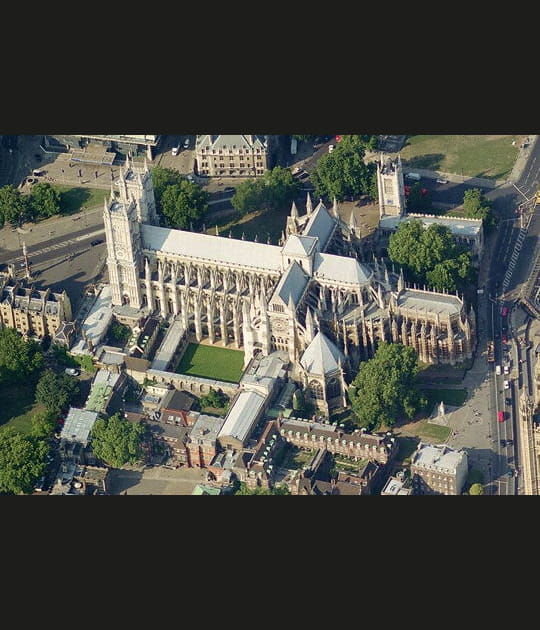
[65,368,79,376]
[328,145,335,153]
[503,365,510,375]
[183,138,190,149]
[171,146,180,156]
[436,177,448,184]
[504,380,510,390]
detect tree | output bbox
[200,388,229,409]
[235,482,290,495]
[463,188,496,229]
[28,182,61,220]
[35,369,79,415]
[108,321,132,346]
[291,135,317,143]
[30,409,58,440]
[469,483,485,495]
[310,137,377,201]
[231,178,266,215]
[292,388,305,412]
[260,166,302,211]
[349,342,426,431]
[0,328,44,386]
[0,184,29,227]
[387,219,473,292]
[0,428,48,494]
[91,413,146,468]
[150,166,184,208]
[160,180,209,230]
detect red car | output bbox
[335,135,342,143]
[502,335,508,344]
[501,306,508,317]
[498,411,505,423]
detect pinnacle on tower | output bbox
[332,197,339,218]
[254,234,258,242]
[229,230,233,238]
[215,225,219,236]
[305,307,315,344]
[349,210,358,230]
[241,232,246,240]
[306,192,313,216]
[290,201,299,219]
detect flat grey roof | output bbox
[218,390,266,444]
[397,289,462,316]
[60,408,99,445]
[379,214,482,238]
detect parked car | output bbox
[504,380,510,390]
[224,186,235,193]
[171,145,180,156]
[436,177,448,184]
[328,145,335,153]
[90,239,103,246]
[183,138,190,149]
[65,368,79,376]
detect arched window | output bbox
[309,380,324,401]
[327,378,341,399]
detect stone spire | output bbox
[349,210,358,231]
[290,200,299,220]
[398,267,405,292]
[288,293,295,314]
[215,225,220,236]
[306,191,313,216]
[332,197,339,218]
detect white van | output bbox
[495,365,501,375]
[406,172,421,181]
[503,364,510,375]
[171,145,180,156]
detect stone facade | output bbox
[0,272,72,340]
[104,158,477,417]
[195,134,270,177]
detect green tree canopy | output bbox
[28,182,62,220]
[0,428,48,494]
[35,369,79,415]
[231,178,266,215]
[160,180,209,230]
[231,166,302,216]
[292,388,305,412]
[0,184,29,227]
[349,342,426,431]
[310,136,377,202]
[30,409,58,440]
[387,219,473,292]
[150,166,184,206]
[235,482,290,495]
[469,483,485,495]
[0,328,44,386]
[200,388,229,409]
[463,188,496,229]
[91,413,146,468]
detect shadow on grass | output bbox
[403,153,445,171]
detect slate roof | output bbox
[141,225,282,273]
[313,252,372,286]
[302,202,336,249]
[271,260,309,308]
[300,331,345,375]
[282,234,318,257]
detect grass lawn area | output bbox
[422,388,468,412]
[0,381,43,435]
[400,135,525,180]
[175,343,244,383]
[51,185,110,215]
[397,418,451,443]
[333,454,369,473]
[277,446,315,470]
[206,205,291,245]
[396,436,420,467]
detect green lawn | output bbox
[51,185,110,215]
[175,343,244,383]
[0,381,44,435]
[277,446,315,470]
[205,204,291,245]
[398,418,452,443]
[400,135,525,180]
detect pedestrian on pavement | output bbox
[95,170,98,179]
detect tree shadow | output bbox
[59,188,93,215]
[403,153,445,171]
[107,470,144,495]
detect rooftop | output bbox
[300,331,345,375]
[60,408,99,445]
[313,252,372,286]
[412,443,467,474]
[218,390,267,445]
[151,317,185,371]
[397,289,462,317]
[379,213,482,238]
[142,225,283,273]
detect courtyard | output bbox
[175,343,245,383]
